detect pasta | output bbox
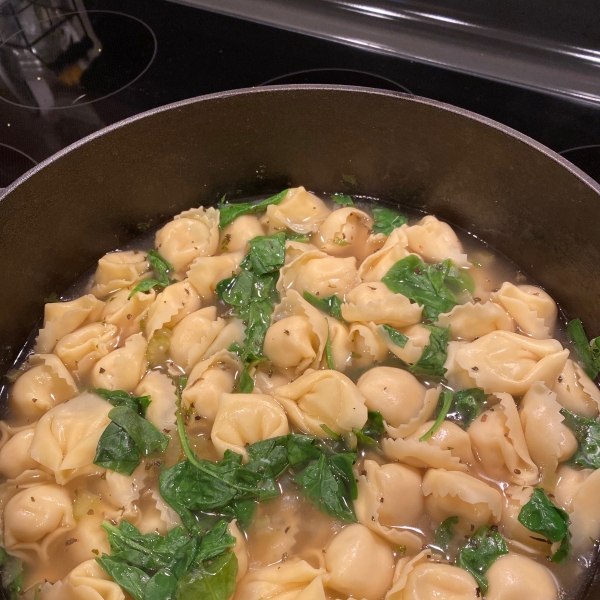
[1,192,596,600]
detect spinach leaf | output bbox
[248,233,287,275]
[409,326,450,379]
[218,189,289,229]
[216,270,253,308]
[332,193,354,206]
[371,206,408,236]
[449,388,487,428]
[419,390,453,441]
[175,551,238,600]
[109,406,169,457]
[97,519,236,600]
[382,255,471,321]
[518,488,570,562]
[97,555,149,600]
[567,318,600,380]
[432,515,459,553]
[456,526,508,593]
[243,299,273,362]
[353,410,385,446]
[0,548,23,600]
[325,326,335,370]
[302,291,344,321]
[295,453,357,522]
[238,368,255,393]
[560,408,600,469]
[380,324,408,348]
[320,424,341,440]
[92,388,151,416]
[129,250,174,298]
[94,421,141,475]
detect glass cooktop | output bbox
[0,0,599,188]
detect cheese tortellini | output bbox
[91,250,150,298]
[274,369,367,437]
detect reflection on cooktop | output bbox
[0,7,156,110]
[0,143,36,187]
[560,145,600,184]
[261,68,412,93]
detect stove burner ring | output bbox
[0,143,37,187]
[0,10,157,110]
[260,68,412,94]
[559,144,600,184]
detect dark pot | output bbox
[0,85,599,597]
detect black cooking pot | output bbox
[1,85,599,597]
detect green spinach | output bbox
[218,189,289,229]
[353,410,385,446]
[518,488,570,563]
[561,408,600,469]
[380,324,409,349]
[382,255,471,321]
[129,250,174,298]
[371,206,408,236]
[332,193,354,206]
[567,318,600,380]
[302,291,344,321]
[456,526,508,593]
[409,326,450,379]
[419,390,453,441]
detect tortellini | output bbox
[348,323,389,367]
[422,469,503,529]
[235,557,326,600]
[169,306,224,371]
[264,290,328,373]
[211,393,290,460]
[553,358,600,418]
[274,369,367,437]
[358,227,410,283]
[341,282,422,328]
[219,214,265,253]
[182,350,242,421]
[265,187,331,234]
[186,250,245,302]
[101,287,156,339]
[91,332,148,392]
[324,523,395,600]
[145,280,201,339]
[554,465,600,552]
[155,206,219,275]
[39,559,126,600]
[327,319,352,371]
[354,460,423,551]
[10,354,78,421]
[29,393,112,484]
[375,323,430,365]
[54,322,119,380]
[468,393,539,486]
[485,554,558,600]
[436,301,513,341]
[278,249,358,297]
[405,215,469,267]
[519,382,577,487]
[491,283,557,339]
[316,207,374,259]
[356,367,439,439]
[383,420,474,472]
[91,250,150,298]
[35,294,104,353]
[134,370,177,435]
[386,550,479,600]
[4,484,75,561]
[0,425,39,479]
[445,331,569,395]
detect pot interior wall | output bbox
[0,85,599,597]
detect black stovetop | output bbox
[1,0,599,188]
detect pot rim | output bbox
[2,84,599,201]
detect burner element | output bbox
[0,143,36,187]
[260,68,411,93]
[559,144,600,185]
[0,9,156,110]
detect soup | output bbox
[1,187,598,600]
